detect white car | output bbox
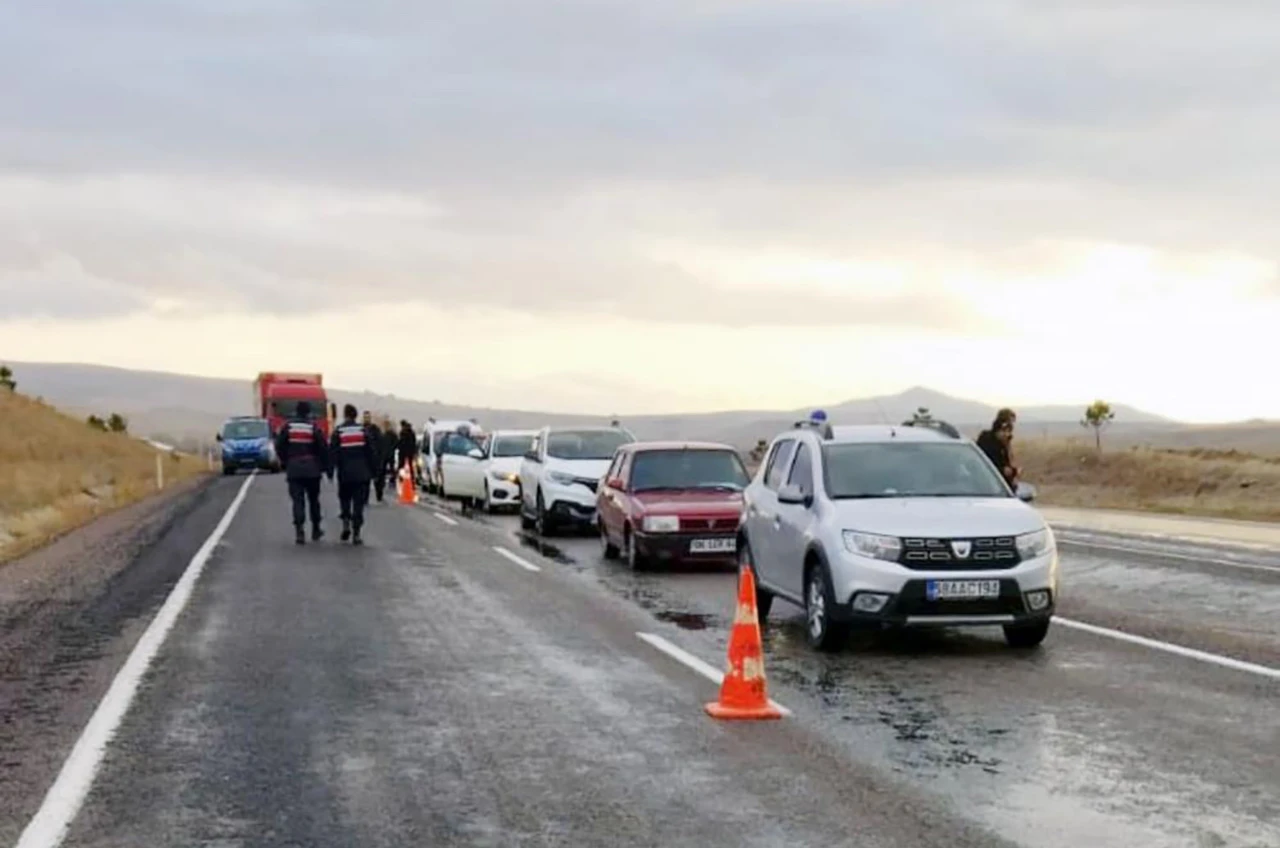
[520,425,635,535]
[420,418,484,494]
[437,429,537,512]
[739,419,1058,651]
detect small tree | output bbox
[0,364,15,392]
[87,415,108,431]
[108,413,129,433]
[1080,400,1116,451]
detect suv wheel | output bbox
[535,490,556,537]
[804,563,848,652]
[1004,619,1051,649]
[737,539,773,621]
[599,519,620,560]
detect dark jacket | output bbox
[331,421,377,484]
[381,428,399,471]
[275,418,329,481]
[976,430,1016,487]
[365,423,384,465]
[396,425,419,466]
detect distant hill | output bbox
[7,360,1277,455]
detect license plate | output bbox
[926,580,1001,601]
[689,537,736,554]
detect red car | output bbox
[596,441,750,570]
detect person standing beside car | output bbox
[396,420,419,483]
[274,400,330,545]
[363,411,387,503]
[977,409,1019,489]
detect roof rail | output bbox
[793,419,834,439]
[901,415,962,439]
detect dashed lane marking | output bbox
[16,472,258,848]
[1056,617,1280,682]
[494,546,541,572]
[433,512,459,527]
[636,632,792,716]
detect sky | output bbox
[2,1,1279,423]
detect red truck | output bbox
[253,372,334,437]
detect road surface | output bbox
[2,476,1277,848]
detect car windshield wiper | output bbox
[831,493,903,499]
[633,485,688,492]
[691,484,743,492]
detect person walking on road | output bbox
[274,400,330,545]
[396,420,419,486]
[363,411,387,503]
[333,405,378,545]
[381,417,398,496]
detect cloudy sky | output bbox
[2,0,1278,422]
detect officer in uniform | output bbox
[380,417,398,494]
[332,404,377,544]
[274,400,330,545]
[362,411,387,503]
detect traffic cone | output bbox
[398,465,417,505]
[705,564,783,721]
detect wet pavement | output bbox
[4,482,1277,848]
[434,496,1280,848]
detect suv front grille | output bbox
[899,536,1021,570]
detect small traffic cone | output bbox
[398,465,417,505]
[705,564,783,721]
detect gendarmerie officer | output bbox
[332,404,377,545]
[274,400,330,545]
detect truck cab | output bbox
[254,372,333,438]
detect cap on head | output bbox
[296,401,312,418]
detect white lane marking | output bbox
[433,512,459,527]
[16,473,256,848]
[1057,536,1280,575]
[636,632,792,716]
[1056,617,1280,682]
[493,546,541,572]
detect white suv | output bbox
[520,425,635,535]
[739,421,1058,651]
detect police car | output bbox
[738,412,1057,651]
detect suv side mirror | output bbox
[524,449,540,462]
[215,433,223,442]
[467,448,485,460]
[777,483,812,507]
[1015,482,1037,503]
[606,477,624,491]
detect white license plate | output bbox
[689,537,736,554]
[926,580,1001,601]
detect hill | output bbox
[6,361,1187,444]
[0,389,208,564]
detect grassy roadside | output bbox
[0,390,211,565]
[1017,439,1280,523]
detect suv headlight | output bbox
[1016,528,1055,559]
[547,470,577,486]
[490,470,518,483]
[642,515,680,533]
[843,530,902,562]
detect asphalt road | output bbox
[3,476,1278,848]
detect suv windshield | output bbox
[491,434,535,457]
[823,442,1010,499]
[630,449,749,492]
[546,429,632,460]
[223,420,269,440]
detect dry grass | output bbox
[0,390,209,563]
[1017,438,1280,522]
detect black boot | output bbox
[341,519,351,542]
[352,526,363,546]
[312,523,324,542]
[295,526,306,545]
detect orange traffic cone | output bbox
[398,464,417,505]
[705,564,783,721]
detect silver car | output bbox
[738,421,1058,651]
